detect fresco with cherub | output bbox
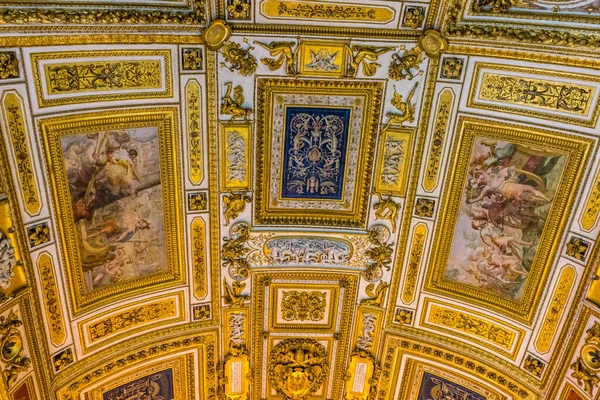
[61,127,167,292]
[445,138,565,300]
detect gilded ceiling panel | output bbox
[39,108,185,315]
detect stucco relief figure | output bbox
[61,128,167,291]
[265,238,351,266]
[446,138,564,300]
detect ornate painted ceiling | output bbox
[0,0,599,399]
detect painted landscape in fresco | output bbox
[445,138,565,301]
[61,127,167,292]
[418,372,486,400]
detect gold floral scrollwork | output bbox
[221,82,252,122]
[223,192,251,225]
[582,169,600,231]
[479,73,592,116]
[37,252,66,347]
[2,92,41,216]
[383,82,418,131]
[220,39,257,76]
[281,290,327,321]
[472,0,517,13]
[373,194,400,233]
[186,80,204,185]
[388,47,423,81]
[571,322,600,396]
[0,52,19,80]
[535,266,575,353]
[360,281,389,307]
[222,222,251,281]
[363,226,394,282]
[423,89,453,192]
[268,338,329,400]
[0,309,30,389]
[427,305,515,350]
[191,218,207,300]
[0,0,206,25]
[254,41,298,75]
[401,223,427,304]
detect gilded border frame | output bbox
[467,63,600,128]
[251,271,358,400]
[77,291,186,354]
[39,107,185,316]
[398,358,506,400]
[425,116,592,323]
[30,50,173,108]
[254,78,383,228]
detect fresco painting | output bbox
[61,127,167,292]
[281,106,351,200]
[418,372,486,400]
[103,368,174,400]
[445,138,565,300]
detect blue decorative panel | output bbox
[281,106,351,200]
[103,368,174,400]
[418,372,486,400]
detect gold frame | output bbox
[398,359,505,400]
[30,50,173,108]
[419,298,525,360]
[219,122,253,191]
[297,41,349,78]
[84,354,194,400]
[374,127,414,196]
[254,78,383,228]
[77,291,186,354]
[268,283,340,332]
[40,108,185,316]
[467,62,600,128]
[251,271,358,400]
[425,116,592,323]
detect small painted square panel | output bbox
[281,106,351,201]
[418,372,486,400]
[103,368,174,400]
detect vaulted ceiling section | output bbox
[0,0,600,399]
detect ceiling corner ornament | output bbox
[360,281,389,307]
[268,338,329,400]
[220,39,257,76]
[418,30,448,59]
[363,226,394,282]
[383,82,419,131]
[221,82,253,122]
[0,52,19,80]
[222,222,251,281]
[0,309,30,389]
[571,322,600,396]
[373,194,400,233]
[223,278,248,306]
[204,19,232,51]
[223,192,252,224]
[0,0,206,25]
[388,47,423,81]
